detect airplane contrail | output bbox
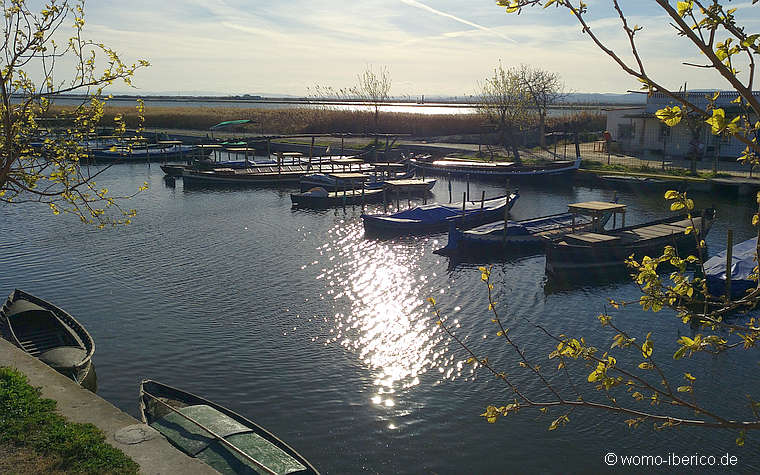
[399,0,516,43]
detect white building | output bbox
[605,91,759,159]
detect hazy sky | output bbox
[76,0,760,96]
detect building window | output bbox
[618,123,634,140]
[659,123,671,141]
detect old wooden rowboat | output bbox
[140,379,319,475]
[0,289,94,385]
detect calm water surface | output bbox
[1,163,759,473]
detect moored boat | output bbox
[362,193,519,236]
[291,187,385,208]
[545,209,716,277]
[140,379,319,475]
[0,289,94,385]
[704,236,758,300]
[438,201,622,255]
[409,156,581,179]
[89,144,206,161]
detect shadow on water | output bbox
[543,268,635,295]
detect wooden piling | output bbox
[461,192,467,226]
[726,229,734,299]
[448,174,452,203]
[383,187,388,213]
[480,190,485,210]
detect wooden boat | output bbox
[299,167,415,192]
[438,201,622,255]
[291,187,385,208]
[362,193,519,236]
[409,156,581,178]
[545,209,716,277]
[0,289,94,385]
[161,158,279,177]
[89,144,206,161]
[140,380,319,475]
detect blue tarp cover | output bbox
[704,236,758,299]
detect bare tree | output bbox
[517,64,565,147]
[349,65,392,138]
[477,62,535,163]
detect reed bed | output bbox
[47,104,605,138]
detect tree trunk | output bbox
[506,128,521,163]
[539,112,546,148]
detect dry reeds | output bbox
[47,104,604,138]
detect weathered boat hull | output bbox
[89,145,207,162]
[291,189,385,208]
[139,380,319,475]
[439,212,599,256]
[0,289,94,386]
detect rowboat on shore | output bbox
[140,379,319,475]
[0,289,94,386]
[545,209,716,278]
[362,192,519,236]
[437,201,623,256]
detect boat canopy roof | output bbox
[210,119,252,130]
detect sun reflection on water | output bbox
[313,219,449,416]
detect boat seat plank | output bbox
[564,232,621,245]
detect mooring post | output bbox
[481,190,485,210]
[461,192,467,224]
[341,136,344,158]
[277,152,282,176]
[396,190,400,210]
[361,186,365,211]
[267,138,271,160]
[503,189,510,245]
[726,229,734,300]
[383,187,388,213]
[466,174,470,201]
[407,189,411,208]
[310,136,314,162]
[448,174,452,203]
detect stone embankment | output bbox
[0,339,217,474]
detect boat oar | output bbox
[142,390,278,475]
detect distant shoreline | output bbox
[38,94,642,109]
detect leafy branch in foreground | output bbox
[0,0,150,227]
[431,192,760,445]
[497,0,760,165]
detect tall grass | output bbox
[47,104,605,138]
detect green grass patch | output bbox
[0,367,138,474]
[580,160,726,180]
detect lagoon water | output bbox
[1,162,759,473]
